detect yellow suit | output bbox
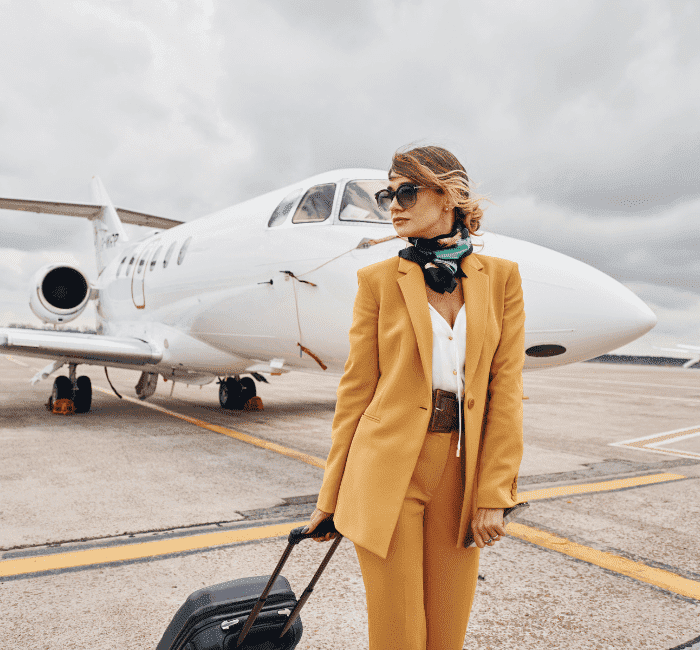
[316,252,525,559]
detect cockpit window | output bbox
[291,183,336,223]
[268,188,304,227]
[339,180,392,223]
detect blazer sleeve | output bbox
[316,269,380,513]
[476,261,526,509]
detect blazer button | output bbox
[467,398,475,409]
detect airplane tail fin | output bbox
[90,176,129,273]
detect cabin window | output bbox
[339,180,393,223]
[137,257,147,274]
[163,242,177,269]
[117,256,127,277]
[150,246,163,271]
[268,188,304,227]
[177,237,193,265]
[291,183,336,223]
[127,256,136,274]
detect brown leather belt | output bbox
[427,389,462,433]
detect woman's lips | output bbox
[392,217,408,224]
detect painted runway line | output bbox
[527,374,700,393]
[506,523,700,601]
[13,369,694,603]
[4,354,29,367]
[524,382,700,404]
[612,425,700,460]
[1,473,691,599]
[0,521,302,579]
[519,473,687,501]
[93,386,328,469]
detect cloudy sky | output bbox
[1,0,698,355]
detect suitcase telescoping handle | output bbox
[235,518,342,647]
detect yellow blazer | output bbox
[316,252,525,559]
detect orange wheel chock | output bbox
[52,398,76,415]
[243,396,264,412]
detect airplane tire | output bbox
[219,377,244,409]
[52,376,72,402]
[241,376,257,401]
[74,376,92,413]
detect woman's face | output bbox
[387,175,456,240]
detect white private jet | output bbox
[0,169,657,413]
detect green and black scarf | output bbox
[398,223,473,293]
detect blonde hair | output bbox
[389,145,490,236]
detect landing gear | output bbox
[74,375,92,413]
[218,376,259,410]
[47,364,92,414]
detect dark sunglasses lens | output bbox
[375,189,392,211]
[396,185,418,208]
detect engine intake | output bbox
[29,264,92,324]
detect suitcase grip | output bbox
[235,520,342,647]
[288,517,338,545]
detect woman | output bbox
[304,145,525,650]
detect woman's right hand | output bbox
[304,508,338,542]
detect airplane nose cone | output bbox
[615,287,657,341]
[482,234,659,368]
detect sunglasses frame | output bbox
[374,183,427,212]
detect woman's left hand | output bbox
[471,508,506,548]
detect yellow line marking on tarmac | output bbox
[518,473,686,501]
[506,522,700,601]
[4,355,29,367]
[0,474,689,581]
[93,386,327,469]
[11,374,689,598]
[0,521,307,579]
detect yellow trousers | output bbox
[354,428,480,650]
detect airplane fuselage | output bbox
[93,168,657,384]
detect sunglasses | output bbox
[374,183,426,212]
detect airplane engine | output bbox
[29,264,93,325]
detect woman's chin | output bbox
[392,221,415,237]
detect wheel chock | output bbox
[52,398,76,415]
[243,396,264,411]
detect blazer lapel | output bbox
[397,257,433,388]
[397,253,489,394]
[462,254,489,392]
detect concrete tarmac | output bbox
[1,356,699,649]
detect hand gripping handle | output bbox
[288,517,338,545]
[235,518,342,647]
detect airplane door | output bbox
[131,245,154,309]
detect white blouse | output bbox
[428,302,466,457]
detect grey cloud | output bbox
[0,0,698,354]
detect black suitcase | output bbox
[156,518,341,650]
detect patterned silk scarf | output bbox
[398,223,474,293]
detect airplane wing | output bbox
[0,328,162,367]
[0,197,183,230]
